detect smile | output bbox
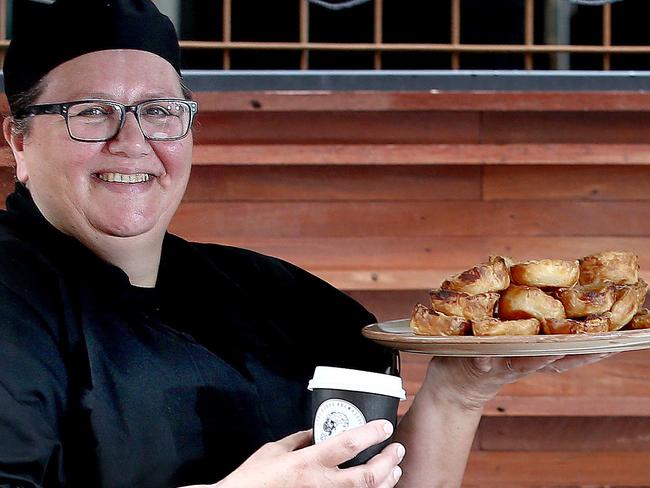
[96,172,152,184]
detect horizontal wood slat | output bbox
[192,91,650,113]
[195,237,492,269]
[187,165,650,202]
[169,200,650,239]
[484,165,650,200]
[462,451,650,486]
[478,417,650,451]
[195,112,647,145]
[482,396,650,417]
[194,111,480,144]
[218,235,650,268]
[482,112,650,144]
[317,269,453,291]
[190,144,650,165]
[184,165,482,201]
[400,393,650,418]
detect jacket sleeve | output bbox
[0,281,67,488]
[260,256,394,375]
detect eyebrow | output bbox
[68,91,181,101]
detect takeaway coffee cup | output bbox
[308,366,406,467]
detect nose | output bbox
[107,112,151,158]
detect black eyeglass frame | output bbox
[14,98,199,142]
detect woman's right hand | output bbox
[213,419,405,488]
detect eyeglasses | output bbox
[14,99,199,142]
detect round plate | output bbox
[362,319,650,357]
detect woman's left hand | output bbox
[421,353,616,411]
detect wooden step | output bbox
[190,143,650,165]
[463,451,650,487]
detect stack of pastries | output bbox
[410,251,650,336]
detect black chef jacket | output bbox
[0,183,391,488]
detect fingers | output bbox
[497,355,566,374]
[484,352,617,376]
[273,429,314,452]
[472,355,565,377]
[539,352,618,373]
[343,442,406,488]
[308,419,394,468]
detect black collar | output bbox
[2,182,140,293]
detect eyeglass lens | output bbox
[67,100,192,141]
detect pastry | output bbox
[410,304,471,336]
[499,284,566,321]
[441,256,510,295]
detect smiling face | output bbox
[7,49,192,244]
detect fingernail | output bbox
[383,421,394,436]
[396,443,406,461]
[393,466,403,482]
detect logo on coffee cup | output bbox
[314,398,366,443]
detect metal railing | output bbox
[1,0,647,71]
[178,0,644,71]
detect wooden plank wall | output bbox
[2,91,650,486]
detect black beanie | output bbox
[3,0,181,114]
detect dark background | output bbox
[13,0,650,70]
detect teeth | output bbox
[97,173,151,183]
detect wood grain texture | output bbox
[482,112,650,144]
[202,237,490,269]
[169,200,650,239]
[484,165,650,201]
[184,165,481,201]
[192,91,650,112]
[210,237,650,270]
[399,388,650,417]
[462,451,650,486]
[201,111,650,146]
[190,143,650,165]
[193,111,480,144]
[477,417,650,451]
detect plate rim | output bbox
[362,318,650,355]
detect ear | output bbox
[3,116,29,183]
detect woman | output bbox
[0,1,610,487]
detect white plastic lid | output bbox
[308,366,406,400]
